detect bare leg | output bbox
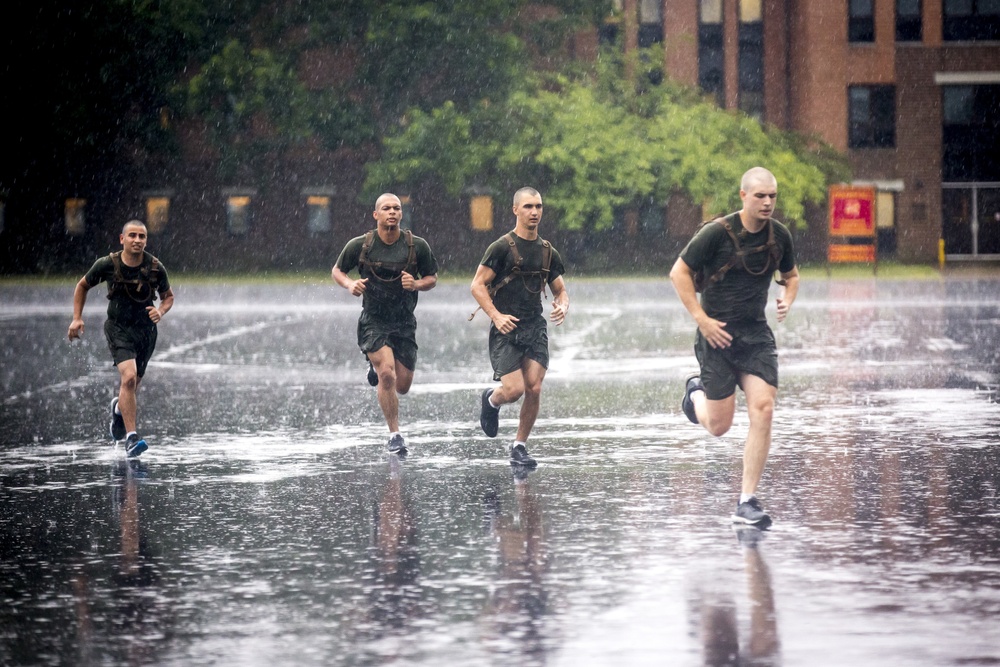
[515,359,546,443]
[368,346,401,433]
[491,370,525,407]
[739,374,776,497]
[694,389,736,438]
[116,359,141,433]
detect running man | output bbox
[68,220,174,457]
[471,187,569,467]
[669,167,799,526]
[332,193,438,455]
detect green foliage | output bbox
[365,47,850,229]
[185,40,312,141]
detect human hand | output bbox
[551,301,567,326]
[492,313,519,334]
[350,278,368,297]
[146,306,162,323]
[68,318,84,341]
[400,271,415,291]
[698,317,732,349]
[776,295,791,322]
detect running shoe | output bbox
[732,497,772,526]
[682,373,704,424]
[124,433,148,458]
[367,360,378,387]
[509,443,537,468]
[480,388,500,438]
[387,433,407,454]
[109,397,126,441]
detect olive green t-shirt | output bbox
[83,252,170,326]
[679,213,795,324]
[335,231,438,322]
[480,233,565,323]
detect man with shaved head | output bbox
[670,167,800,527]
[471,187,569,468]
[69,220,174,457]
[332,193,438,455]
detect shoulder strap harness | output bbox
[468,232,552,321]
[108,251,161,303]
[358,229,416,283]
[694,216,786,292]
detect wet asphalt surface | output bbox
[1,276,999,666]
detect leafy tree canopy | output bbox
[364,47,850,229]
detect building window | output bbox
[699,0,725,106]
[222,188,256,236]
[145,197,170,234]
[306,196,331,235]
[848,85,896,148]
[896,0,922,41]
[849,0,875,42]
[739,1,764,119]
[143,190,173,234]
[638,0,664,46]
[942,85,1000,181]
[943,0,1000,40]
[302,187,335,235]
[65,198,86,236]
[470,195,493,231]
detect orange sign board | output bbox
[829,185,876,238]
[828,244,875,263]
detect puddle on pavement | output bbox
[1,279,999,666]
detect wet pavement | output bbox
[2,275,999,666]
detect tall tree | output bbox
[364,47,850,229]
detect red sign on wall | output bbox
[829,185,876,238]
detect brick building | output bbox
[601,0,1000,262]
[5,1,998,273]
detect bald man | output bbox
[670,167,800,527]
[69,220,174,457]
[332,193,439,455]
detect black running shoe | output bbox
[387,433,407,454]
[367,360,378,387]
[124,433,148,458]
[732,497,771,526]
[109,397,126,441]
[480,388,500,438]
[682,373,704,424]
[509,443,537,468]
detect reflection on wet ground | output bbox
[1,277,999,666]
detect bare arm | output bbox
[471,264,519,334]
[68,278,91,340]
[332,265,367,297]
[147,287,174,324]
[775,267,799,322]
[669,257,732,349]
[549,276,569,326]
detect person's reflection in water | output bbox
[696,527,780,667]
[111,459,165,664]
[366,453,421,633]
[481,467,548,664]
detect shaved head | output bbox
[374,193,401,209]
[513,187,541,207]
[121,220,147,234]
[740,167,777,192]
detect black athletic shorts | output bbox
[694,320,778,400]
[488,318,549,381]
[357,313,418,371]
[104,320,158,378]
